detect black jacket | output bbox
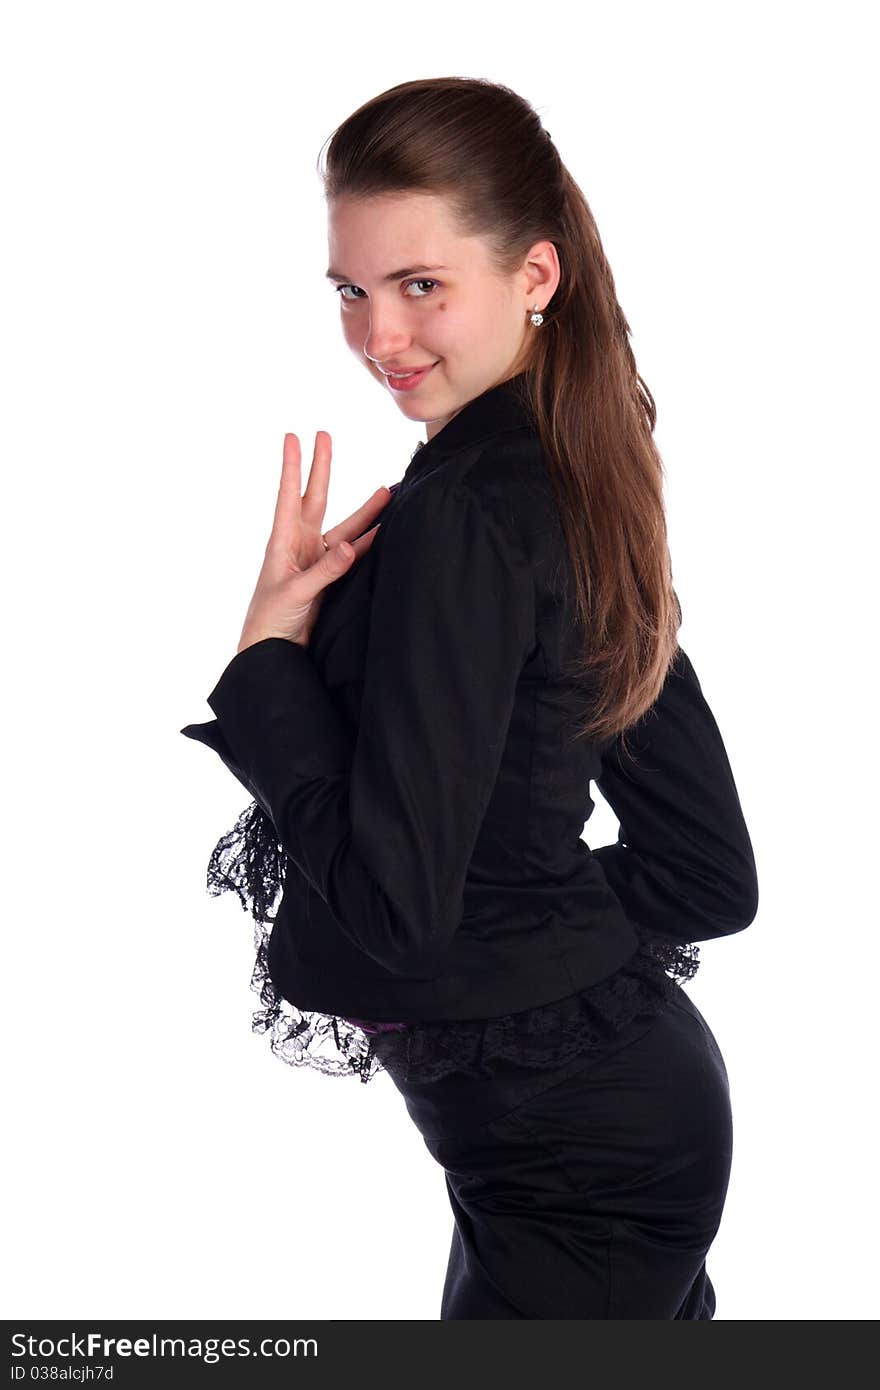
[181,373,758,1022]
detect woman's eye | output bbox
[405,278,439,297]
[334,278,439,302]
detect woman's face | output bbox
[326,192,557,440]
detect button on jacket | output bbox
[180,373,758,1023]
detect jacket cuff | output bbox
[204,637,354,792]
[178,716,276,820]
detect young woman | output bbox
[181,76,758,1319]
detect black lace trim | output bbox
[204,800,700,1085]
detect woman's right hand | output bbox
[236,429,391,653]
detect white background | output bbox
[2,0,876,1322]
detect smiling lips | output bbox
[382,362,438,390]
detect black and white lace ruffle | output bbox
[203,800,700,1086]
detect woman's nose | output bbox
[363,310,414,363]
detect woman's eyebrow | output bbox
[325,264,450,283]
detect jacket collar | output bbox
[395,370,535,493]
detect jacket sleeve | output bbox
[181,479,535,976]
[591,645,759,943]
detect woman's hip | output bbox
[389,985,733,1234]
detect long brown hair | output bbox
[319,76,682,748]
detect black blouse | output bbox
[181,374,758,1084]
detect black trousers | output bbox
[385,985,733,1319]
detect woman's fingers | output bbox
[300,430,332,528]
[272,432,333,542]
[272,431,389,565]
[322,486,391,551]
[290,535,357,611]
[270,433,304,538]
[344,521,382,558]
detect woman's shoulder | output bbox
[387,427,561,567]
[458,429,562,555]
[417,420,553,498]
